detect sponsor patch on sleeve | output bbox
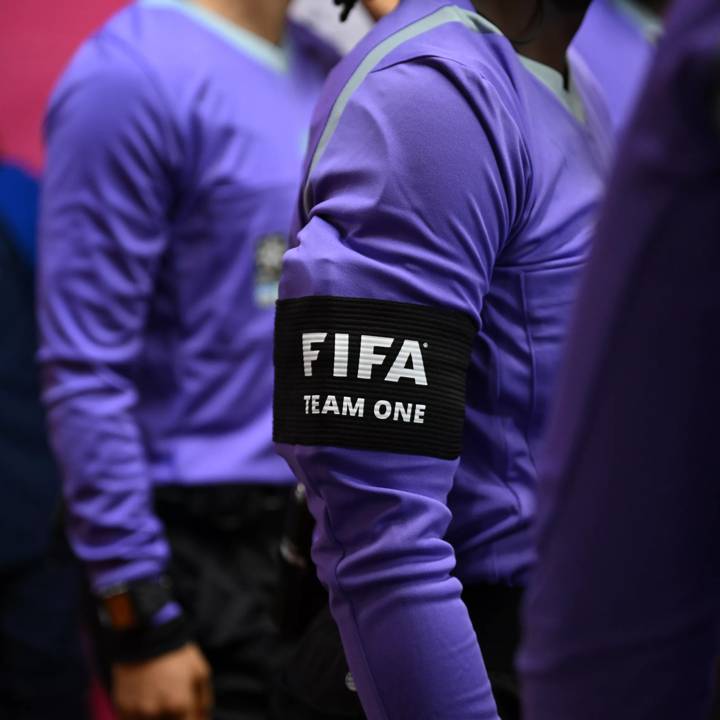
[273,296,477,460]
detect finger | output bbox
[124,711,152,720]
[158,710,188,720]
[195,675,214,720]
[178,706,196,720]
[115,705,141,720]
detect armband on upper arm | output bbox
[273,296,477,459]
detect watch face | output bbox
[103,592,138,630]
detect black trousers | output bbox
[271,582,523,720]
[155,484,290,720]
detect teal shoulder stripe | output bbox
[302,5,493,214]
[613,0,663,43]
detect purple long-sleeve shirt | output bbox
[574,0,662,131]
[37,0,337,593]
[520,0,720,717]
[273,1,611,717]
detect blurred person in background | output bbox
[574,0,668,132]
[0,160,89,720]
[37,1,339,718]
[287,0,399,53]
[519,0,720,716]
[272,0,611,718]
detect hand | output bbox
[112,643,213,720]
[361,0,399,20]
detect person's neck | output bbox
[471,1,587,78]
[191,0,290,45]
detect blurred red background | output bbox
[1,7,126,720]
[0,0,126,172]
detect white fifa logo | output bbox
[302,332,428,386]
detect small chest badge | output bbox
[254,233,286,308]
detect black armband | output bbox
[273,296,477,460]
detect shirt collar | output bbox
[141,0,291,74]
[467,7,587,123]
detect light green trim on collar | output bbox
[519,56,586,124]
[302,3,587,213]
[613,0,663,43]
[473,12,586,124]
[304,4,485,213]
[466,10,503,36]
[141,0,290,73]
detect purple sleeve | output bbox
[278,59,526,720]
[38,50,176,593]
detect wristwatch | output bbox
[98,575,175,631]
[96,575,191,663]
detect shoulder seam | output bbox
[302,4,492,215]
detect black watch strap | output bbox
[97,576,192,663]
[99,575,173,629]
[103,614,192,664]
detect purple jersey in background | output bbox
[38,0,337,593]
[274,1,611,717]
[520,0,720,716]
[574,0,663,131]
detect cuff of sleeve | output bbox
[104,608,192,664]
